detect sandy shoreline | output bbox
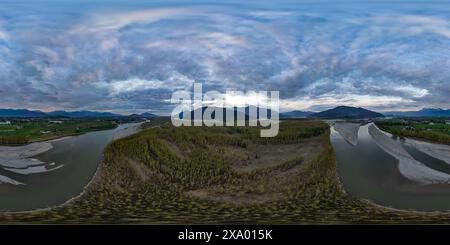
[405,139,450,165]
[333,122,360,146]
[369,123,450,184]
[0,124,138,174]
[2,122,145,214]
[0,141,58,185]
[0,174,24,185]
[0,142,54,169]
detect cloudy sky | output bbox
[0,0,449,114]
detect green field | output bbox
[0,120,117,145]
[5,120,450,223]
[376,119,450,144]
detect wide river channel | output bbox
[332,123,450,211]
[0,123,141,212]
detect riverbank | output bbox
[0,142,53,170]
[332,122,360,146]
[375,119,450,145]
[369,123,450,184]
[0,137,76,186]
[2,123,142,212]
[405,139,450,164]
[0,122,142,170]
[0,120,118,146]
[0,127,113,179]
[0,122,144,213]
[0,175,23,185]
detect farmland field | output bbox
[376,119,450,144]
[0,120,117,145]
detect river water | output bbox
[332,124,450,211]
[0,123,140,212]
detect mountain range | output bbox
[308,106,384,119]
[279,110,314,118]
[0,109,158,118]
[182,106,383,120]
[2,107,449,119]
[385,108,450,117]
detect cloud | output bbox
[248,11,293,20]
[394,84,429,98]
[98,73,194,95]
[0,31,7,41]
[100,78,166,95]
[373,14,450,38]
[279,93,413,112]
[71,8,193,33]
[0,2,448,113]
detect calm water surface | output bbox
[0,123,140,212]
[332,124,450,211]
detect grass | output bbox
[0,119,117,145]
[376,119,450,144]
[4,120,450,223]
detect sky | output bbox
[0,0,449,114]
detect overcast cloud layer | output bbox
[0,0,449,114]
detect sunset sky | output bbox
[0,0,449,114]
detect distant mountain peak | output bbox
[421,108,444,111]
[128,112,158,118]
[0,108,47,118]
[309,106,384,119]
[280,110,314,118]
[140,112,158,117]
[0,108,122,118]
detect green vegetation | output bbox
[376,119,450,144]
[4,119,450,223]
[0,119,117,145]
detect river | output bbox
[332,123,450,211]
[0,123,141,212]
